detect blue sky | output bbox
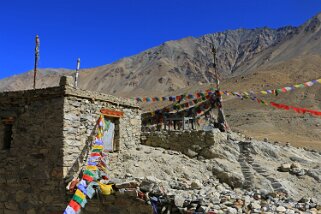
[0,0,321,79]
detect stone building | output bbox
[0,76,142,213]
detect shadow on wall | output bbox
[0,95,67,213]
[65,122,98,183]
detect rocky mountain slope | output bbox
[0,68,72,91]
[1,13,321,96]
[1,13,321,150]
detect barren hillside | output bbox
[1,13,321,150]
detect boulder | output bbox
[174,195,186,207]
[186,149,198,158]
[226,207,237,214]
[279,163,291,172]
[215,171,243,188]
[290,168,305,176]
[276,206,286,212]
[200,146,225,159]
[190,179,203,190]
[115,181,139,189]
[290,162,301,169]
[150,185,165,196]
[139,178,158,192]
[250,201,261,210]
[298,197,310,203]
[233,199,244,209]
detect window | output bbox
[1,117,14,150]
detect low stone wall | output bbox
[141,129,228,158]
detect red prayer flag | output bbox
[90,152,101,157]
[82,174,93,182]
[270,102,321,117]
[270,102,290,110]
[69,200,81,212]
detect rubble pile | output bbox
[107,130,321,213]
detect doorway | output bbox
[102,116,120,152]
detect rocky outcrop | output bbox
[105,138,321,214]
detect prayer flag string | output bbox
[64,115,114,214]
[143,93,215,117]
[230,92,321,117]
[133,77,321,103]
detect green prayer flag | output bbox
[84,170,94,177]
[91,149,102,153]
[73,194,83,205]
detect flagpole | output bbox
[211,44,229,131]
[33,35,40,89]
[74,58,80,88]
[212,45,219,90]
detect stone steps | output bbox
[252,168,267,173]
[238,142,255,190]
[238,141,288,195]
[271,183,283,188]
[251,163,287,194]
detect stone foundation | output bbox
[141,129,228,158]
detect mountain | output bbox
[1,12,321,149]
[0,69,72,91]
[3,13,321,96]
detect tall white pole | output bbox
[33,35,40,89]
[75,58,80,88]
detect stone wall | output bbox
[141,129,227,158]
[62,88,142,181]
[0,92,66,213]
[0,76,142,213]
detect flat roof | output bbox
[0,76,139,109]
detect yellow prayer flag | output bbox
[75,189,86,200]
[317,79,321,83]
[97,132,102,139]
[86,165,98,171]
[260,91,268,95]
[92,145,104,150]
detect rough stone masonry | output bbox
[0,76,141,213]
